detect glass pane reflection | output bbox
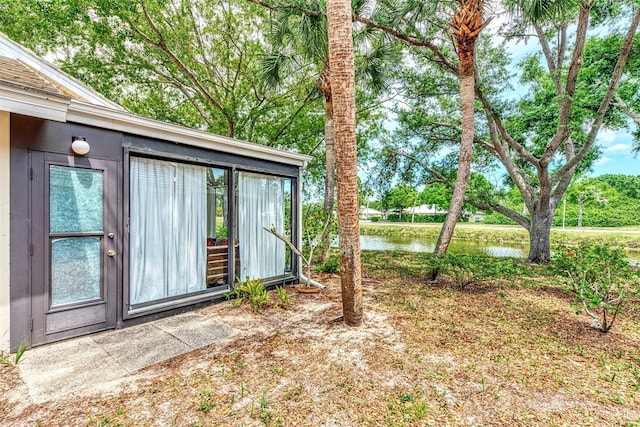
[51,237,101,306]
[50,166,103,233]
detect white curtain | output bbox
[238,172,285,280]
[130,157,207,305]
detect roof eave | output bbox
[66,100,312,167]
[0,85,70,122]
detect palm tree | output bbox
[432,0,491,261]
[262,5,397,263]
[326,0,362,327]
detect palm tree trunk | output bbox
[326,0,362,326]
[429,0,489,281]
[320,95,336,263]
[434,37,476,257]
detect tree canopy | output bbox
[2,0,639,262]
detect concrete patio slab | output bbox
[93,323,192,373]
[17,313,235,403]
[17,336,127,403]
[154,313,235,349]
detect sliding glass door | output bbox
[128,156,294,310]
[236,172,292,281]
[130,157,209,306]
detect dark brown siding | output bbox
[11,114,123,160]
[9,114,123,350]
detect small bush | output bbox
[275,286,291,308]
[370,216,381,222]
[552,243,640,333]
[197,389,216,412]
[226,277,270,312]
[316,257,339,273]
[431,253,527,289]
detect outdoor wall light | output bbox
[71,136,90,156]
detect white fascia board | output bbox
[0,86,70,122]
[67,100,312,167]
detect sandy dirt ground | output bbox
[1,267,639,426]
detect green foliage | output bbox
[432,253,527,289]
[0,341,29,365]
[381,184,419,214]
[316,257,340,273]
[386,213,447,223]
[419,182,451,210]
[483,212,518,225]
[598,174,640,200]
[552,243,640,333]
[0,0,329,155]
[216,224,228,238]
[197,389,216,412]
[302,203,335,264]
[275,286,291,308]
[226,278,270,312]
[484,174,640,227]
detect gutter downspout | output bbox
[299,273,326,289]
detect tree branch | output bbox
[534,23,562,92]
[391,149,530,230]
[554,5,640,179]
[129,2,236,136]
[476,86,540,167]
[246,0,458,73]
[543,3,592,164]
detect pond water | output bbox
[358,234,640,264]
[359,235,527,258]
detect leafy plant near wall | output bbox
[0,341,28,365]
[275,286,291,308]
[225,277,270,312]
[552,244,640,333]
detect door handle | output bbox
[107,249,116,257]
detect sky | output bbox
[590,128,638,176]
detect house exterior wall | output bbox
[8,114,303,350]
[0,111,10,352]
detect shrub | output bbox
[0,341,28,365]
[316,257,340,273]
[386,213,447,223]
[226,277,270,312]
[432,253,526,289]
[552,243,640,333]
[275,286,291,308]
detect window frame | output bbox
[123,145,299,319]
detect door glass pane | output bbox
[206,168,230,287]
[50,166,103,233]
[236,172,289,280]
[129,157,207,305]
[51,237,101,306]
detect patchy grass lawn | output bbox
[2,251,640,426]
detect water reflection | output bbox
[359,235,527,258]
[358,235,640,263]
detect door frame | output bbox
[30,151,121,346]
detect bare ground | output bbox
[2,262,640,427]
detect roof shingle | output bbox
[0,56,67,97]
